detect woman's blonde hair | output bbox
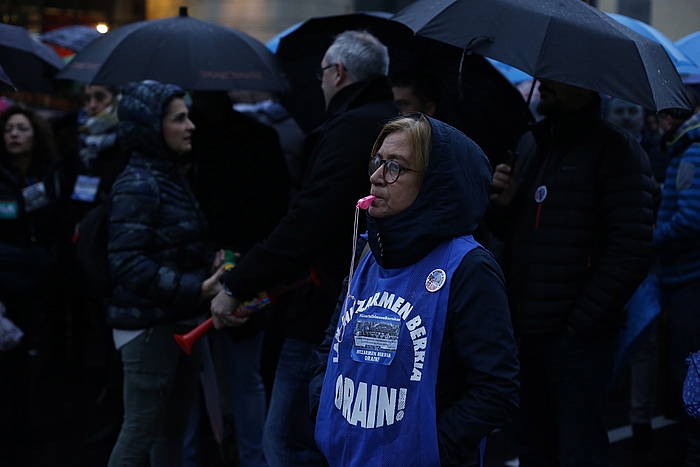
[370,113,431,179]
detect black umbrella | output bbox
[393,0,692,111]
[40,25,101,53]
[57,7,288,92]
[0,23,65,92]
[275,11,532,164]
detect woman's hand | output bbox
[201,265,225,299]
[210,290,249,329]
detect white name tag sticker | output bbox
[71,175,101,202]
[22,182,49,212]
[0,200,19,219]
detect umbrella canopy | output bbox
[393,0,692,111]
[40,25,101,52]
[677,31,700,67]
[606,13,700,76]
[57,7,288,92]
[266,21,303,53]
[274,11,532,164]
[0,23,65,92]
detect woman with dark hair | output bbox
[106,80,224,467]
[0,104,66,464]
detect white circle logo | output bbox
[534,185,548,203]
[425,269,446,292]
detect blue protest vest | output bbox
[315,235,480,466]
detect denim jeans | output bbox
[262,338,327,467]
[516,331,616,467]
[221,330,268,467]
[108,323,201,467]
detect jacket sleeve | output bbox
[653,143,700,246]
[223,114,378,301]
[108,171,202,310]
[437,249,520,462]
[567,136,655,336]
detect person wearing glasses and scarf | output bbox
[71,85,129,203]
[309,114,519,466]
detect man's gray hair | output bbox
[325,30,389,82]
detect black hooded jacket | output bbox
[221,76,398,342]
[106,81,211,329]
[309,117,520,465]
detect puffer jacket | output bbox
[654,110,700,285]
[490,102,655,337]
[106,80,210,330]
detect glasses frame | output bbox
[368,155,419,184]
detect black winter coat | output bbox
[107,155,210,329]
[223,77,398,342]
[489,105,656,336]
[0,159,66,348]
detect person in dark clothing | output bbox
[67,84,129,208]
[106,80,224,467]
[654,102,700,466]
[308,113,519,467]
[210,30,398,466]
[489,78,656,467]
[230,91,307,198]
[390,71,439,117]
[0,105,66,466]
[62,85,130,456]
[186,90,291,467]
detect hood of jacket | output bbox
[667,110,700,153]
[367,116,492,268]
[117,80,185,160]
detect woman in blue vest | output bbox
[310,114,520,466]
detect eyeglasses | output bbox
[368,155,419,184]
[316,63,336,81]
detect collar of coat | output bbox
[323,76,394,122]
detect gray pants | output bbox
[108,323,201,467]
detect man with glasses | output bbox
[210,30,397,466]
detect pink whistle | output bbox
[356,195,376,210]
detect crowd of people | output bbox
[1,25,700,467]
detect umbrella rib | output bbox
[532,15,553,77]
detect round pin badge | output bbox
[426,269,447,292]
[534,185,548,203]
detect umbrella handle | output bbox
[458,36,494,101]
[526,78,539,107]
